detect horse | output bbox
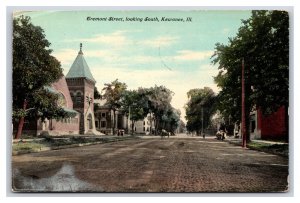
[161,129,170,139]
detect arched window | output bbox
[57,93,67,107]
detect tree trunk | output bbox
[154,117,159,135]
[14,99,28,139]
[131,120,135,135]
[126,115,129,134]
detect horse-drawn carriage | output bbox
[216,130,226,140]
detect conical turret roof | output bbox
[66,43,96,83]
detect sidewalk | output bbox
[225,136,288,145]
[225,136,288,157]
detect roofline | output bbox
[65,76,96,84]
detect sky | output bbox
[14,10,252,122]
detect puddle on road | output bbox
[13,163,99,192]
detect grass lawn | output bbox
[12,141,49,154]
[247,141,288,157]
[12,135,139,155]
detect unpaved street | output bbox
[12,136,289,192]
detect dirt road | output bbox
[12,136,289,192]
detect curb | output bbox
[12,136,140,156]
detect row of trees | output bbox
[185,11,289,139]
[12,16,181,138]
[212,10,289,140]
[101,79,181,135]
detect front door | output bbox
[87,114,93,129]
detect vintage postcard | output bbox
[11,10,289,193]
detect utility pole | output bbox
[242,58,247,148]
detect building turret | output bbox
[66,43,99,135]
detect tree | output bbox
[94,86,102,100]
[144,85,174,134]
[121,90,148,134]
[185,87,216,135]
[93,86,102,112]
[212,10,289,140]
[162,108,181,133]
[13,16,64,139]
[177,120,186,133]
[102,79,127,135]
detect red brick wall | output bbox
[50,117,80,134]
[48,76,80,135]
[257,106,287,140]
[52,76,74,109]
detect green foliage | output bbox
[13,15,64,120]
[102,79,127,134]
[12,142,46,153]
[94,86,102,100]
[101,81,179,134]
[185,87,216,133]
[212,10,289,123]
[163,108,181,132]
[122,90,147,122]
[12,109,27,118]
[177,120,186,133]
[93,87,102,112]
[138,85,177,133]
[102,79,127,111]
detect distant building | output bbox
[93,101,155,135]
[94,99,128,135]
[132,114,155,135]
[14,43,161,137]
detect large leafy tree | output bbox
[135,85,175,135]
[145,85,174,134]
[212,10,289,140]
[162,107,181,133]
[185,87,216,135]
[121,90,148,134]
[102,79,127,135]
[13,16,64,139]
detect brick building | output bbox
[16,44,102,136]
[65,43,100,135]
[250,106,288,141]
